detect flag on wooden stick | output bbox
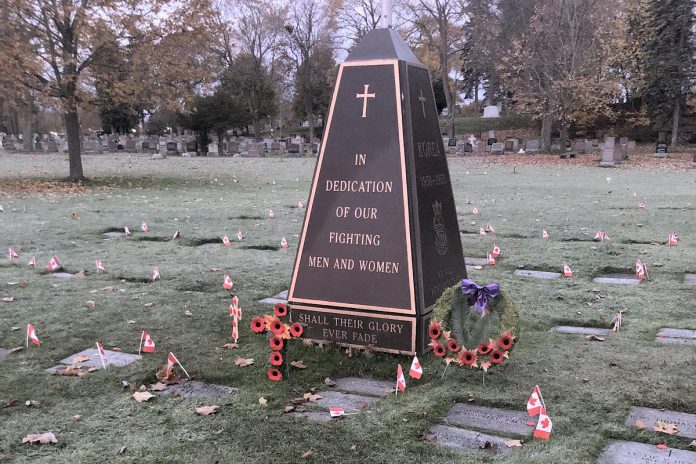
[47,256,61,271]
[139,330,156,354]
[527,385,543,416]
[409,355,422,379]
[26,323,40,347]
[95,259,107,273]
[222,235,231,246]
[534,407,553,440]
[96,342,109,369]
[166,352,190,379]
[152,266,160,281]
[396,364,406,393]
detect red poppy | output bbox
[289,322,303,338]
[270,317,285,335]
[458,349,478,367]
[250,316,265,333]
[267,368,282,381]
[274,303,288,317]
[433,343,446,358]
[428,321,442,340]
[269,336,284,351]
[477,341,492,355]
[270,351,283,366]
[490,349,505,364]
[497,331,515,351]
[447,338,460,353]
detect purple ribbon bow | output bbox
[461,279,499,314]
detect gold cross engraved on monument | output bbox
[356,84,376,118]
[418,89,427,118]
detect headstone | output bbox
[287,143,301,155]
[444,404,533,436]
[626,407,696,439]
[513,269,561,280]
[429,425,515,455]
[448,138,457,148]
[525,140,540,153]
[227,141,239,155]
[599,137,618,167]
[270,141,281,155]
[208,142,219,156]
[288,28,466,354]
[47,140,58,152]
[166,142,178,155]
[490,142,504,154]
[108,139,118,151]
[655,141,668,157]
[141,141,150,151]
[247,141,261,157]
[550,326,611,336]
[125,138,137,152]
[597,440,696,464]
[186,141,197,153]
[504,140,514,152]
[481,105,500,118]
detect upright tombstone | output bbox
[599,136,618,167]
[288,27,466,355]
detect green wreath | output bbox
[428,282,519,371]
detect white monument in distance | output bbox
[482,105,501,118]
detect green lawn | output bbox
[0,153,694,463]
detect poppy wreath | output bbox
[428,279,519,372]
[250,303,304,381]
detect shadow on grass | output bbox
[621,239,666,245]
[596,266,633,276]
[552,318,612,329]
[112,275,153,284]
[241,245,280,251]
[177,281,220,293]
[228,215,267,220]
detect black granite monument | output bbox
[288,28,466,354]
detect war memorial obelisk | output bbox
[288,11,466,355]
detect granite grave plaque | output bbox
[626,406,696,439]
[597,440,696,464]
[288,28,466,354]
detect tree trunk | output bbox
[541,114,553,152]
[252,117,262,141]
[217,132,224,156]
[670,98,680,149]
[64,110,84,181]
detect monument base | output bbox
[289,304,433,355]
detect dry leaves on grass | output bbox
[148,382,168,392]
[258,397,268,405]
[302,451,314,459]
[303,392,322,402]
[22,432,57,445]
[504,439,523,448]
[155,364,181,384]
[55,365,87,377]
[132,392,155,402]
[585,335,605,342]
[234,357,254,367]
[195,405,219,416]
[290,360,307,369]
[222,343,238,350]
[324,377,336,387]
[73,355,91,363]
[634,419,646,429]
[2,297,15,302]
[84,300,95,309]
[0,179,91,196]
[654,421,679,435]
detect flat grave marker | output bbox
[156,380,237,399]
[0,347,10,359]
[626,406,696,439]
[685,273,696,285]
[550,326,611,336]
[597,440,696,464]
[311,390,378,411]
[465,257,489,266]
[51,272,76,279]
[333,377,393,397]
[102,231,127,239]
[592,274,640,285]
[514,269,561,280]
[444,404,533,437]
[429,424,514,455]
[655,328,696,346]
[259,290,288,305]
[291,377,387,422]
[46,348,141,373]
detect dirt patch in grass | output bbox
[133,236,172,243]
[596,266,633,275]
[229,215,267,220]
[552,318,612,329]
[561,237,596,243]
[177,281,219,293]
[112,275,153,284]
[621,239,665,245]
[181,237,221,247]
[241,245,280,251]
[0,179,96,197]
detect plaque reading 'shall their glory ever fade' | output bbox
[288,27,466,354]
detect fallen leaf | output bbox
[303,392,322,402]
[2,297,15,302]
[505,439,523,448]
[101,286,114,292]
[656,443,668,450]
[22,432,57,445]
[127,320,136,324]
[634,419,646,429]
[654,421,679,435]
[423,431,437,442]
[73,355,91,363]
[70,212,78,220]
[258,397,268,405]
[55,365,87,377]
[19,280,28,288]
[3,399,17,407]
[148,382,168,392]
[302,450,314,459]
[117,446,127,455]
[195,405,219,416]
[290,360,307,369]
[284,405,296,413]
[132,392,155,402]
[234,357,254,367]
[324,377,336,387]
[585,335,605,342]
[184,310,193,317]
[144,302,155,307]
[9,347,23,354]
[222,343,238,350]
[85,300,96,309]
[24,400,40,408]
[72,415,81,421]
[688,440,696,447]
[75,270,85,279]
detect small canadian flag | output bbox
[152,266,160,281]
[124,226,131,236]
[281,237,288,248]
[396,364,406,393]
[9,248,19,260]
[527,385,543,416]
[488,253,496,266]
[237,230,244,241]
[95,259,106,273]
[139,330,156,354]
[28,256,36,267]
[172,229,180,240]
[166,352,191,379]
[563,262,573,277]
[47,256,61,271]
[141,222,149,232]
[298,200,305,209]
[479,227,487,236]
[636,259,647,280]
[409,355,423,379]
[231,316,239,343]
[668,231,678,246]
[268,209,275,218]
[472,207,480,215]
[491,243,501,258]
[26,323,40,347]
[96,341,109,369]
[223,274,234,290]
[542,229,549,240]
[485,223,495,233]
[222,235,231,246]
[594,230,604,241]
[329,408,345,418]
[534,407,553,440]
